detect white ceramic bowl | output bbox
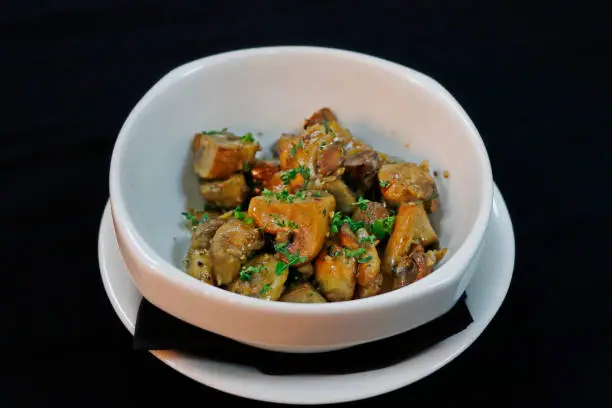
[109,46,493,353]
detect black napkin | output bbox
[133,293,472,375]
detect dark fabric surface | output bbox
[2,0,610,407]
[133,294,472,375]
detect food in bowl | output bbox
[182,107,447,302]
[109,46,493,351]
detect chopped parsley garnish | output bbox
[260,283,271,295]
[357,255,373,264]
[312,191,323,197]
[330,212,344,233]
[184,258,190,268]
[280,171,294,185]
[322,121,332,134]
[242,162,250,172]
[369,216,396,239]
[297,165,311,184]
[290,142,304,157]
[281,165,311,186]
[182,211,199,226]
[240,132,255,143]
[261,188,307,203]
[272,214,299,230]
[201,128,228,135]
[182,211,209,228]
[239,265,264,281]
[352,196,371,211]
[274,243,307,275]
[359,235,377,244]
[342,247,372,264]
[320,141,327,150]
[262,188,274,203]
[346,218,365,232]
[233,207,254,224]
[379,179,390,188]
[330,211,365,234]
[274,241,288,249]
[344,247,366,258]
[277,189,293,202]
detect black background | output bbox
[2,1,610,407]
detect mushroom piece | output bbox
[316,143,344,177]
[424,182,441,213]
[277,133,301,170]
[183,215,225,285]
[303,107,337,129]
[247,191,336,266]
[210,218,265,285]
[314,242,356,302]
[337,223,360,249]
[250,159,280,194]
[198,173,250,209]
[336,226,382,299]
[280,281,327,303]
[381,202,440,278]
[351,201,391,225]
[378,161,438,207]
[310,179,356,214]
[391,245,447,289]
[226,254,288,300]
[191,131,260,180]
[355,245,383,299]
[280,118,347,177]
[190,217,225,250]
[185,248,214,284]
[343,149,382,194]
[411,202,439,248]
[295,263,314,280]
[266,170,308,193]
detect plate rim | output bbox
[98,183,515,405]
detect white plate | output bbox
[98,183,514,405]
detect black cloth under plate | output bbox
[133,293,473,375]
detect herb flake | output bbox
[240,132,255,143]
[182,211,209,228]
[280,165,311,186]
[272,214,299,230]
[359,235,377,244]
[357,255,373,264]
[239,265,264,281]
[274,243,307,274]
[233,207,254,224]
[369,216,396,239]
[201,128,228,135]
[344,247,366,258]
[352,196,371,211]
[330,212,365,234]
[262,188,307,203]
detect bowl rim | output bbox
[109,45,493,315]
